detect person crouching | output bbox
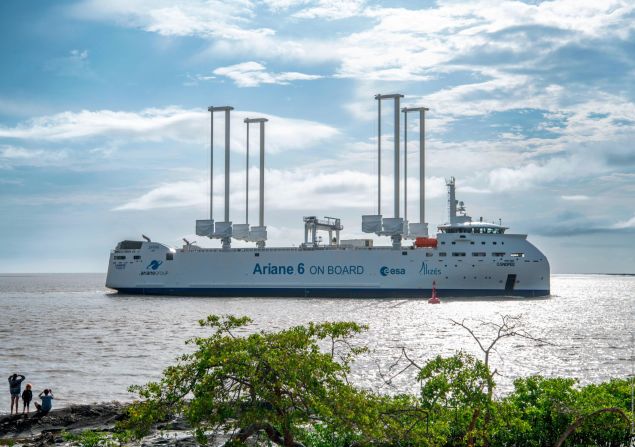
[34,388,54,415]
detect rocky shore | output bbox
[0,403,200,446]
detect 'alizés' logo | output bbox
[419,262,441,275]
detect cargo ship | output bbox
[106,94,550,297]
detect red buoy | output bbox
[428,281,441,304]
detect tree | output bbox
[123,315,367,447]
[450,314,551,446]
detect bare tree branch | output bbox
[553,407,631,447]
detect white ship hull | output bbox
[106,232,550,297]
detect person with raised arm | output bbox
[34,388,54,415]
[8,373,26,415]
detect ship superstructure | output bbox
[106,94,550,297]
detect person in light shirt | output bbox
[34,388,54,415]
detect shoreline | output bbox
[0,402,197,446]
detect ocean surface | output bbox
[0,273,633,413]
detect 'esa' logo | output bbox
[380,266,406,276]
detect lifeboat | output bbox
[415,237,438,248]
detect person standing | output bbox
[21,384,33,414]
[8,373,25,415]
[34,389,54,415]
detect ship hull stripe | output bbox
[112,287,550,298]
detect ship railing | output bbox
[176,245,396,253]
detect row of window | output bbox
[441,241,503,245]
[114,255,141,260]
[442,227,505,234]
[425,252,523,257]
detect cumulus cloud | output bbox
[0,107,338,154]
[213,61,321,87]
[293,0,366,20]
[71,0,273,41]
[114,165,447,213]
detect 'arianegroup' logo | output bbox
[147,260,163,270]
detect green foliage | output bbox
[416,352,491,446]
[491,376,632,447]
[297,423,360,447]
[121,315,633,447]
[123,314,368,446]
[61,430,116,447]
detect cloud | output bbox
[293,0,366,20]
[613,214,635,229]
[115,180,206,210]
[114,155,448,215]
[0,107,338,154]
[561,195,589,201]
[213,61,322,87]
[0,145,68,169]
[71,0,273,41]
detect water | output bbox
[0,274,633,413]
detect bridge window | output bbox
[133,255,141,260]
[166,253,174,261]
[452,252,466,257]
[114,255,126,260]
[472,252,486,257]
[426,252,434,257]
[439,252,447,257]
[511,252,525,257]
[492,252,505,257]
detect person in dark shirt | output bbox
[8,373,25,415]
[34,389,54,415]
[21,383,33,414]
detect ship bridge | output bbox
[438,222,507,234]
[438,177,508,235]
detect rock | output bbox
[0,402,202,446]
[0,403,125,439]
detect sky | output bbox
[0,0,634,274]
